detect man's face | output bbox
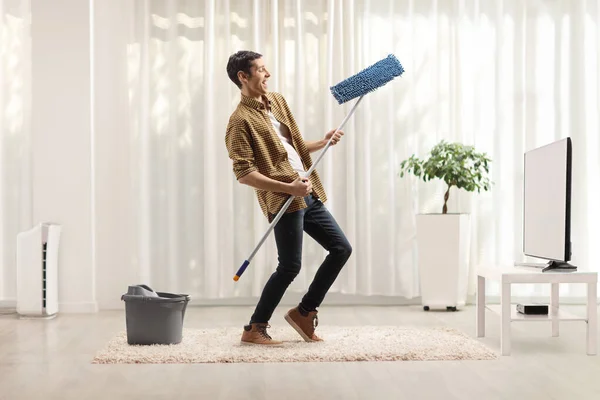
[241,58,270,95]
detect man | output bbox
[225,50,352,346]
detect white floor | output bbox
[1,304,600,399]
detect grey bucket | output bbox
[121,285,190,345]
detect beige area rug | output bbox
[92,326,497,364]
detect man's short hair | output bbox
[226,50,263,89]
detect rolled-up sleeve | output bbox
[225,117,258,180]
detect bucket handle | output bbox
[120,294,190,303]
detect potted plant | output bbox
[399,141,492,311]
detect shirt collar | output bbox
[240,93,271,112]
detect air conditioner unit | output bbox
[16,223,62,319]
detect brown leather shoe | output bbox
[284,307,323,342]
[240,323,283,346]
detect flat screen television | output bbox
[522,137,576,272]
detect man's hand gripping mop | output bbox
[234,54,405,281]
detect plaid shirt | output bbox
[225,92,327,221]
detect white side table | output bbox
[476,265,598,356]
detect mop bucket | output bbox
[121,284,190,345]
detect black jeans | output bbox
[249,195,352,324]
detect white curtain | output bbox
[0,0,31,304]
[124,0,422,300]
[2,0,598,307]
[117,0,600,301]
[86,0,600,306]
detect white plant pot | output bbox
[416,213,470,311]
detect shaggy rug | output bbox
[92,326,497,364]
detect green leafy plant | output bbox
[399,141,492,214]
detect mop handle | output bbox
[233,95,365,281]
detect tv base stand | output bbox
[514,261,577,272]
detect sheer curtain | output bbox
[114,0,600,302]
[0,0,31,304]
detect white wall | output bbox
[30,0,96,312]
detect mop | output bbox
[234,54,405,281]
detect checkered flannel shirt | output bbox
[225,92,327,222]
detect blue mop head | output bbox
[330,54,404,104]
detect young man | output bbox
[225,50,352,345]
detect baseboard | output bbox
[0,299,16,310]
[58,301,99,313]
[96,293,600,310]
[98,293,420,310]
[187,294,599,306]
[1,299,98,314]
[194,293,422,307]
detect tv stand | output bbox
[542,261,577,272]
[477,265,597,356]
[514,261,577,272]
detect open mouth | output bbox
[262,80,268,89]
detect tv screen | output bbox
[523,137,572,262]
